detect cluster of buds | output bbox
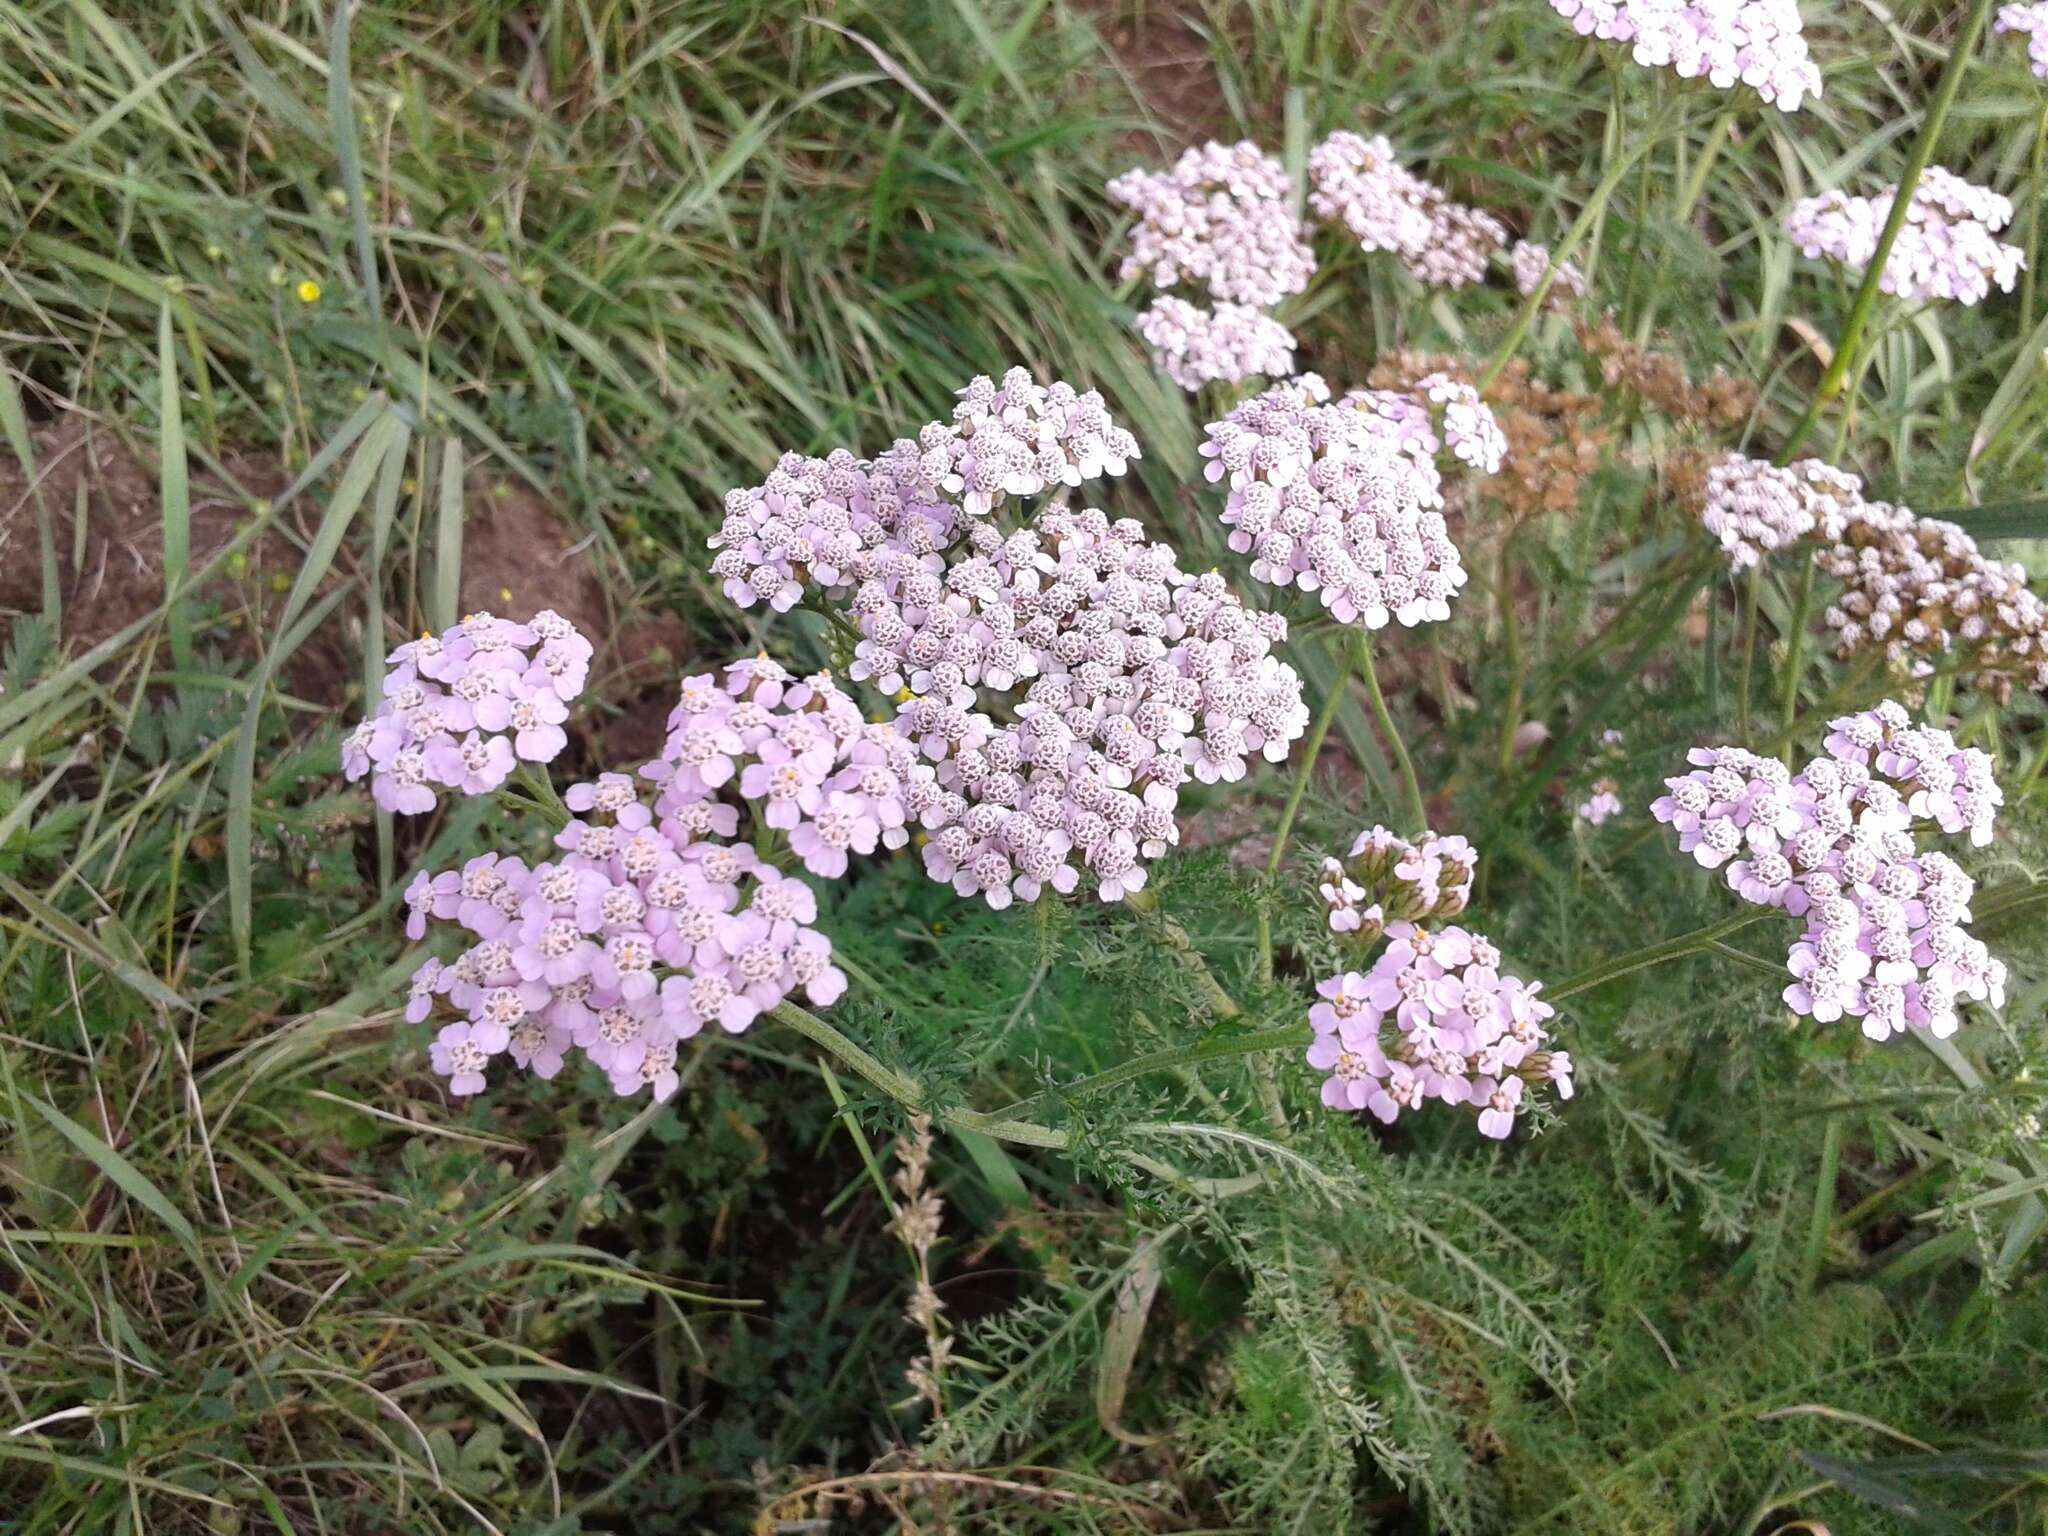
[343,611,590,814]
[1652,704,2007,1042]
[1308,831,1571,1137]
[1783,168,2025,306]
[1547,0,1822,111]
[1318,825,1476,944]
[1307,131,1508,289]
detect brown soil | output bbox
[1076,0,1231,148]
[0,410,690,751]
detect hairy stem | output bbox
[1736,564,1761,742]
[1495,526,1525,776]
[1356,629,1428,838]
[1776,0,2000,460]
[1799,1111,1843,1294]
[1777,548,1818,756]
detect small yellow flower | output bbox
[296,279,322,304]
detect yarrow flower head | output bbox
[712,372,1309,909]
[342,610,592,815]
[1136,297,1297,392]
[1510,240,1587,302]
[1578,779,1623,826]
[1651,703,2007,1042]
[1996,5,2048,80]
[1307,131,1508,288]
[1695,451,1861,570]
[1106,140,1316,308]
[1783,168,2025,306]
[1318,825,1476,942]
[1201,380,1503,629]
[1547,1,1822,111]
[404,657,897,1104]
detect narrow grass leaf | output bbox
[21,1092,201,1264]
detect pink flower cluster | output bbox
[1135,297,1297,392]
[1999,4,2048,78]
[1510,240,1587,301]
[648,659,919,880]
[1577,780,1623,826]
[1651,704,2007,1042]
[1697,452,1861,570]
[1105,140,1317,308]
[1307,131,1507,289]
[1547,1,1822,111]
[711,372,1310,908]
[904,509,1309,905]
[1783,169,2025,306]
[1318,825,1476,943]
[1201,380,1505,629]
[342,611,591,815]
[1308,925,1571,1136]
[405,785,846,1105]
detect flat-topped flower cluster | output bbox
[405,659,871,1102]
[712,369,1311,906]
[343,609,590,813]
[1547,0,1822,111]
[1308,826,1571,1137]
[1201,378,1502,630]
[1653,703,2007,1041]
[1783,168,2025,306]
[1696,452,2048,699]
[1307,131,1509,290]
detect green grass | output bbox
[4,0,2048,1530]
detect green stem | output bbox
[2025,97,2048,335]
[1495,526,1525,776]
[1259,648,1354,984]
[1479,98,1683,391]
[1736,564,1761,742]
[1356,630,1428,838]
[515,764,571,832]
[1675,105,1734,224]
[1776,0,2002,460]
[1777,548,1817,753]
[1799,1111,1843,1295]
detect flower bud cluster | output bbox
[1547,1,1822,111]
[1819,497,2048,702]
[1784,168,2025,306]
[1308,831,1571,1137]
[343,611,591,814]
[1200,380,1504,629]
[1651,703,2007,1042]
[1307,131,1507,289]
[1318,825,1476,943]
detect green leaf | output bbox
[21,1092,202,1265]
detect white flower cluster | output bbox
[1135,297,1297,391]
[1200,379,1505,628]
[1307,131,1507,289]
[1547,0,1822,111]
[1783,168,2026,306]
[1510,240,1587,301]
[712,370,1311,907]
[1106,140,1317,308]
[1108,141,1315,394]
[1997,4,2048,80]
[1653,705,2006,1042]
[1697,452,1861,570]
